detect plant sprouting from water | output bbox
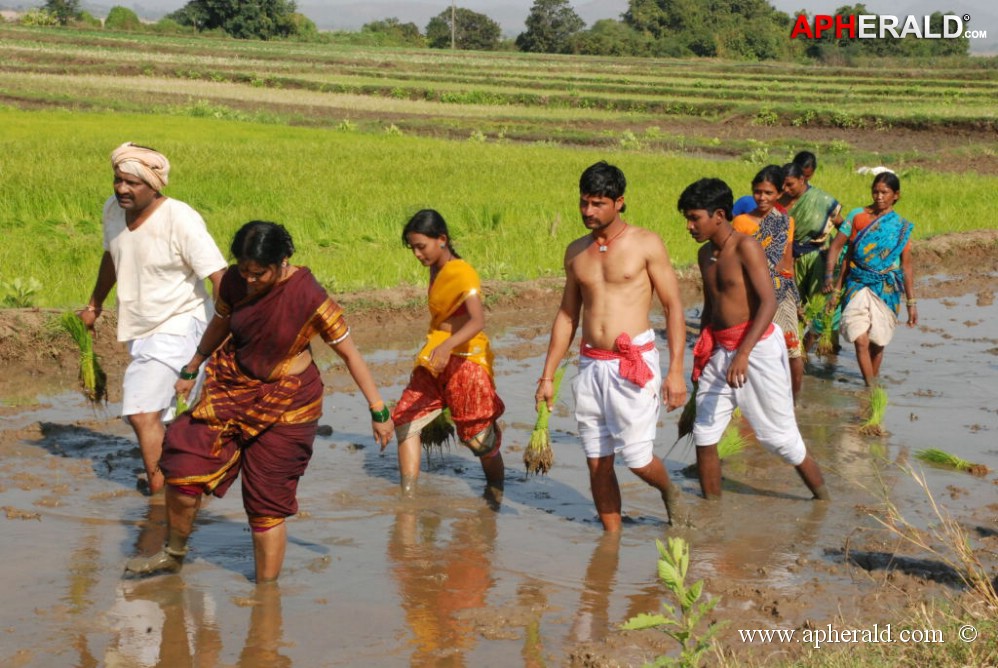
[859,386,888,436]
[622,537,726,667]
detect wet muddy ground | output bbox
[2,238,997,667]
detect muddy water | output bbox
[2,278,997,667]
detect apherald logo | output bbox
[790,13,982,40]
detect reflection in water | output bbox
[133,497,169,558]
[517,580,548,668]
[238,584,291,668]
[569,533,620,644]
[696,499,830,588]
[388,502,498,666]
[105,580,290,667]
[105,577,222,667]
[68,530,102,667]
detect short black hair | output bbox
[580,161,625,200]
[677,178,733,221]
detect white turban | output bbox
[110,142,170,191]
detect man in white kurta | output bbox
[79,143,226,494]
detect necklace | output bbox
[710,229,734,262]
[594,222,627,253]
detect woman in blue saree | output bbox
[831,172,917,386]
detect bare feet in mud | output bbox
[483,484,504,511]
[663,483,692,527]
[124,547,187,578]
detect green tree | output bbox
[43,0,80,25]
[426,7,501,50]
[516,0,585,54]
[624,0,794,59]
[104,6,142,31]
[167,0,301,40]
[569,18,654,56]
[362,17,424,47]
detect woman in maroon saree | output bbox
[125,221,394,582]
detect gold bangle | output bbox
[537,377,553,383]
[906,299,917,306]
[369,400,385,411]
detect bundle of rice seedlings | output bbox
[59,311,107,405]
[175,392,190,416]
[859,386,888,436]
[681,423,745,477]
[420,407,455,453]
[676,381,698,443]
[915,448,990,476]
[524,364,566,476]
[805,293,838,356]
[717,425,746,460]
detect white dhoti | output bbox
[840,287,898,346]
[692,325,806,466]
[122,316,206,423]
[573,329,661,468]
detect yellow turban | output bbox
[110,142,170,191]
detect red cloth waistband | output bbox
[581,332,656,388]
[691,321,775,382]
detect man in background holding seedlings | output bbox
[79,142,226,495]
[535,161,688,532]
[679,177,828,502]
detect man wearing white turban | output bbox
[79,142,227,495]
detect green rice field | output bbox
[1,24,996,307]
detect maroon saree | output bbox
[161,266,348,524]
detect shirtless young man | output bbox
[678,177,828,502]
[536,161,687,532]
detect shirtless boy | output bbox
[536,161,687,532]
[678,178,828,501]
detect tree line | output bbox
[23,0,968,61]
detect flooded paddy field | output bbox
[1,248,996,667]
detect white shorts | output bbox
[692,326,806,466]
[841,287,898,346]
[573,329,661,469]
[122,318,206,423]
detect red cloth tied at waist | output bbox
[581,332,656,388]
[691,321,775,382]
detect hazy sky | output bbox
[7,0,994,49]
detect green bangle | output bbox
[370,406,391,423]
[179,367,199,381]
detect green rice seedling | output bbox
[716,424,746,460]
[420,407,454,454]
[859,386,888,436]
[524,363,566,476]
[915,448,990,476]
[681,422,744,477]
[804,292,838,356]
[676,381,698,442]
[175,392,190,416]
[58,311,107,405]
[622,537,727,667]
